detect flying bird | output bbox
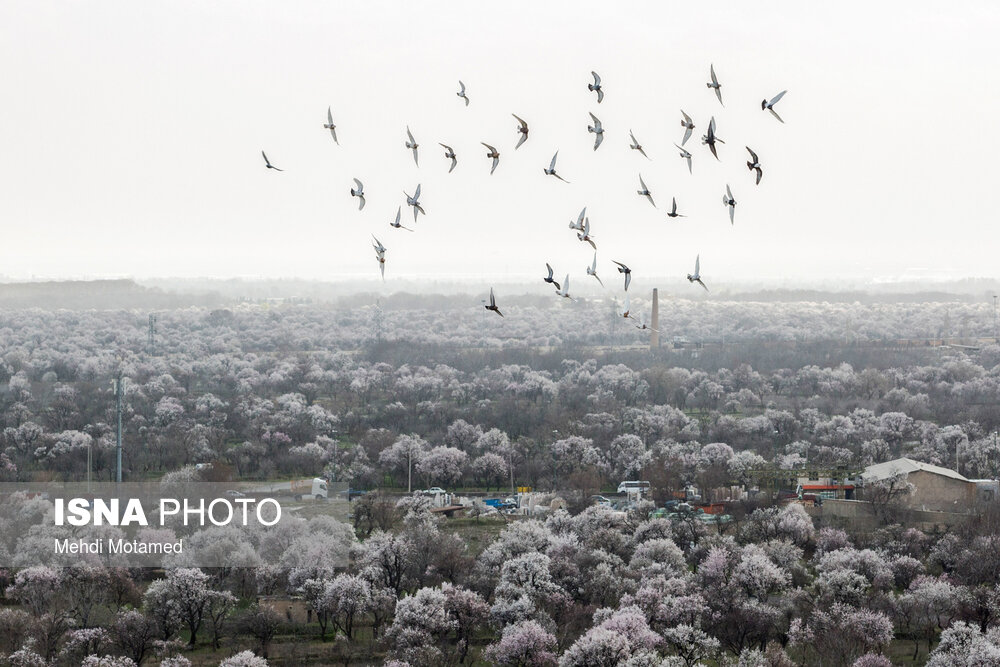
[707,64,724,106]
[513,114,529,150]
[637,175,655,208]
[556,275,572,299]
[481,143,500,175]
[679,110,695,146]
[612,261,632,291]
[350,178,366,210]
[372,236,387,280]
[405,127,419,166]
[674,144,693,174]
[457,80,470,106]
[261,151,283,171]
[620,294,634,320]
[577,217,596,249]
[746,147,763,185]
[666,197,684,218]
[389,207,414,231]
[323,107,339,144]
[629,130,650,159]
[587,113,604,150]
[439,144,457,173]
[543,263,561,290]
[485,287,503,317]
[702,116,724,161]
[723,184,736,224]
[404,183,425,221]
[762,90,787,123]
[635,314,658,332]
[687,254,708,291]
[544,151,569,182]
[586,253,604,287]
[569,207,587,231]
[588,71,604,103]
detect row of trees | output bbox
[5,492,1000,664]
[3,339,1000,486]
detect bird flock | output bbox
[260,66,788,331]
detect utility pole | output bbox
[509,449,514,495]
[993,430,998,480]
[147,314,157,355]
[407,447,412,493]
[993,295,998,343]
[650,288,660,350]
[112,373,126,483]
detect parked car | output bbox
[422,487,446,495]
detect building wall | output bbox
[812,499,971,531]
[903,470,976,512]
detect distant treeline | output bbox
[0,278,997,310]
[0,279,224,310]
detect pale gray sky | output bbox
[1,1,997,285]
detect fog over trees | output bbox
[0,294,999,665]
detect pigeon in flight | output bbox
[589,71,604,103]
[350,178,366,210]
[637,175,656,208]
[513,114,529,150]
[707,64,724,106]
[324,107,339,144]
[569,207,587,231]
[629,130,650,159]
[702,116,724,161]
[372,236,387,280]
[666,197,684,218]
[405,127,419,167]
[674,144,693,174]
[687,254,708,291]
[544,263,561,290]
[634,314,658,332]
[577,217,596,249]
[620,294,634,320]
[262,151,283,171]
[481,143,500,175]
[679,110,695,146]
[762,90,787,123]
[613,261,632,291]
[457,80,470,106]
[588,113,605,150]
[586,253,604,287]
[439,144,457,173]
[544,151,569,182]
[556,274,572,299]
[404,183,425,222]
[723,184,736,224]
[485,287,503,317]
[746,147,763,185]
[389,207,414,231]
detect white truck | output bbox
[256,478,329,501]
